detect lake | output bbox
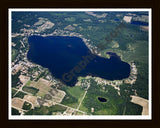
[27,35,130,87]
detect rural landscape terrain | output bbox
[11,11,149,116]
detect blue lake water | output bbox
[131,21,148,26]
[114,19,119,21]
[27,35,130,87]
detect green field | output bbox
[25,80,31,86]
[12,88,17,98]
[79,79,142,115]
[61,86,85,108]
[12,49,18,62]
[22,86,39,95]
[14,91,27,99]
[25,105,67,115]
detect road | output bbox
[12,83,87,115]
[50,101,86,114]
[77,84,90,110]
[13,79,30,97]
[20,40,25,48]
[77,91,87,110]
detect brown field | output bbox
[19,75,30,84]
[26,78,51,97]
[131,95,149,115]
[12,97,24,109]
[25,78,66,103]
[50,89,66,103]
[23,95,38,107]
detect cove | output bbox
[27,35,130,87]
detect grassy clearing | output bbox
[67,86,85,99]
[95,108,117,115]
[12,49,18,62]
[61,86,85,108]
[79,103,88,113]
[25,80,31,86]
[25,104,67,115]
[101,40,148,63]
[74,111,84,115]
[23,79,51,97]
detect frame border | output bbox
[8,8,152,120]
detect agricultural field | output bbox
[25,104,67,115]
[12,88,17,98]
[23,95,38,107]
[22,78,51,97]
[61,86,85,108]
[14,91,27,99]
[22,86,39,96]
[22,78,66,103]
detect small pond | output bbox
[98,97,107,102]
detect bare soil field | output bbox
[19,75,30,84]
[23,95,38,107]
[26,78,51,97]
[12,98,24,109]
[24,78,66,103]
[131,95,149,115]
